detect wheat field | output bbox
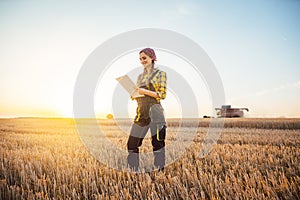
[0,118,299,199]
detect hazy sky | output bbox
[0,0,299,118]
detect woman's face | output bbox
[139,52,153,67]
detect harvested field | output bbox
[0,118,299,199]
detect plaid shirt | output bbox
[136,67,167,101]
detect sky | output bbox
[0,0,299,118]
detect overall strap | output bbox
[149,69,160,82]
[147,69,160,92]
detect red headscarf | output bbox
[139,48,157,61]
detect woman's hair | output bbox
[139,48,157,62]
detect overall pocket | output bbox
[150,104,165,124]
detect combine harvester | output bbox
[215,105,249,118]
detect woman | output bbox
[127,48,167,171]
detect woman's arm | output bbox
[136,71,167,99]
[136,88,158,98]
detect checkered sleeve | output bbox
[156,71,167,100]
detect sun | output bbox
[55,103,73,118]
